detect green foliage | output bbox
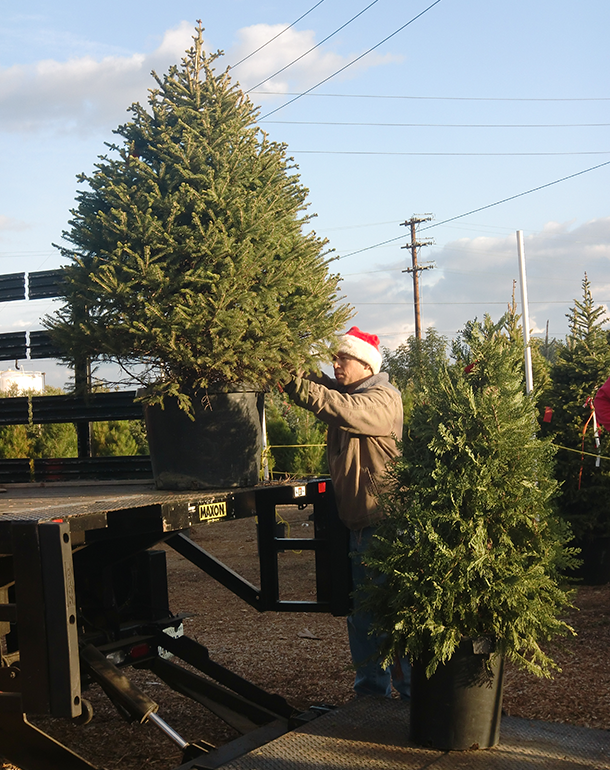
[0,423,32,459]
[0,387,77,459]
[382,328,448,422]
[265,391,327,477]
[31,421,78,459]
[361,315,577,678]
[45,24,351,413]
[92,420,149,456]
[541,274,610,538]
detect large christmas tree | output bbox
[46,24,351,410]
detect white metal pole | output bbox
[516,230,534,395]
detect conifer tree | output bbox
[46,24,351,411]
[542,274,610,539]
[265,390,327,477]
[362,315,576,677]
[382,328,448,423]
[92,420,148,457]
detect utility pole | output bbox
[401,215,435,339]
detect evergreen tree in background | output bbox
[92,420,149,457]
[362,315,576,677]
[542,274,610,540]
[265,390,327,477]
[382,328,448,424]
[46,23,351,412]
[0,423,32,460]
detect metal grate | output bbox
[30,391,144,424]
[33,456,153,483]
[0,273,25,302]
[218,698,610,770]
[0,397,30,425]
[0,332,27,361]
[29,330,62,360]
[0,458,32,485]
[28,269,64,300]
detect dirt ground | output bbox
[3,505,610,769]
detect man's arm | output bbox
[284,376,399,436]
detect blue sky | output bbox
[1,1,609,386]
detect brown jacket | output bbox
[284,371,403,530]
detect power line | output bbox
[294,150,610,156]
[254,91,610,102]
[265,120,610,128]
[356,300,595,306]
[342,266,605,280]
[0,252,57,259]
[259,0,443,120]
[245,0,380,93]
[421,160,610,233]
[230,0,327,69]
[339,159,610,259]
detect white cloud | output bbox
[0,21,401,134]
[0,215,28,231]
[229,23,401,96]
[0,21,195,135]
[340,218,610,348]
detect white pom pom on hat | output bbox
[337,326,382,375]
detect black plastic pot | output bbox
[410,638,504,751]
[144,390,264,490]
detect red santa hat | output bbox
[337,326,382,374]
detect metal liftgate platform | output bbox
[0,479,351,770]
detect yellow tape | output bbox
[551,443,610,461]
[266,444,327,448]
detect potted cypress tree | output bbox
[361,315,577,750]
[45,24,351,488]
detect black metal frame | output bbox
[0,389,151,482]
[0,479,351,770]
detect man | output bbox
[284,326,410,699]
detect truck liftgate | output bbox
[0,479,351,770]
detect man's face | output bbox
[333,352,373,390]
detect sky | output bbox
[1,0,609,388]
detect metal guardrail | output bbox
[30,391,144,423]
[0,391,144,425]
[0,269,63,303]
[0,456,153,484]
[0,269,153,481]
[0,269,63,361]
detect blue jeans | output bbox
[348,527,411,699]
